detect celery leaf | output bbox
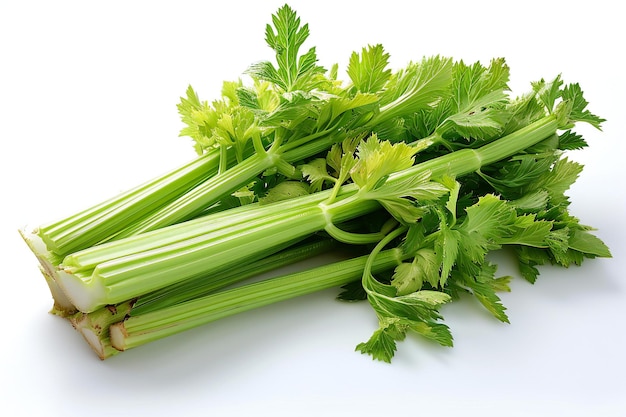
[246,4,326,92]
[300,158,335,192]
[350,136,418,190]
[347,44,392,94]
[562,83,606,129]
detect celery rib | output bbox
[113,152,277,238]
[109,248,404,352]
[56,204,335,311]
[38,149,224,256]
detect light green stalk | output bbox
[111,126,349,239]
[37,148,225,257]
[109,247,405,353]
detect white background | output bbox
[1,1,624,416]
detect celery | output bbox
[109,247,404,353]
[54,110,569,314]
[21,4,611,364]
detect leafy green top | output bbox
[174,4,610,364]
[345,77,609,362]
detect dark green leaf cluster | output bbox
[332,75,610,362]
[173,4,610,364]
[355,180,609,362]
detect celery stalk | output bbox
[37,149,225,257]
[109,248,404,352]
[111,131,346,239]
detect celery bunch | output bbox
[21,4,610,362]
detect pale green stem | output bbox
[109,247,405,352]
[37,149,224,257]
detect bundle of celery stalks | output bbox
[21,4,610,362]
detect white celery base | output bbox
[56,270,106,313]
[20,228,78,315]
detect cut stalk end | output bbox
[79,327,107,360]
[20,228,78,315]
[109,322,127,352]
[56,270,106,314]
[41,266,78,316]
